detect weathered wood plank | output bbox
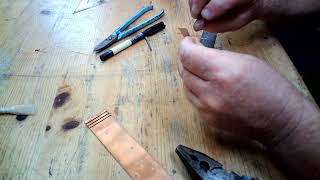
[0,0,313,179]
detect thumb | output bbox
[179,37,221,80]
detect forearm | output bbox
[260,0,320,20]
[266,98,320,179]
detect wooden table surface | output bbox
[0,0,314,179]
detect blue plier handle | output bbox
[94,5,165,53]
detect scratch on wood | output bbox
[115,107,123,123]
[114,107,119,116]
[162,59,177,88]
[144,127,148,136]
[169,121,186,142]
[116,96,129,106]
[121,61,135,87]
[49,159,53,177]
[84,74,95,87]
[136,93,143,106]
[78,130,87,172]
[40,9,53,15]
[0,48,13,86]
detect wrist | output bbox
[269,98,319,149]
[256,88,311,148]
[265,98,320,179]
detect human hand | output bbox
[189,0,260,32]
[178,37,306,145]
[189,0,320,32]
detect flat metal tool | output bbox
[85,110,171,180]
[176,145,257,180]
[94,5,165,53]
[74,0,107,14]
[200,31,217,48]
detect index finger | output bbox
[179,37,219,80]
[190,0,210,19]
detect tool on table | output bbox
[200,31,217,48]
[176,145,257,180]
[85,110,171,180]
[94,5,165,53]
[177,28,216,48]
[74,0,107,14]
[100,22,166,61]
[0,104,36,115]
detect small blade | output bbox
[74,0,107,14]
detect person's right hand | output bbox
[178,37,320,179]
[189,0,320,32]
[178,37,306,145]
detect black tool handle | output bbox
[142,22,165,36]
[131,22,166,44]
[100,50,114,61]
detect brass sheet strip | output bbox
[85,110,171,180]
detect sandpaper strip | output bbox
[85,110,171,180]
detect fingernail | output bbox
[194,19,205,31]
[191,5,200,18]
[201,8,213,20]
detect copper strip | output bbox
[85,110,171,180]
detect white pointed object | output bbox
[74,0,107,14]
[0,104,36,115]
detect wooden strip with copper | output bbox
[85,110,171,180]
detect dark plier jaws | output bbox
[176,145,257,180]
[94,5,165,53]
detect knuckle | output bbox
[197,100,210,111]
[211,0,231,11]
[229,68,245,84]
[214,64,247,86]
[203,97,225,115]
[183,78,199,95]
[219,1,233,11]
[194,95,210,110]
[196,102,208,111]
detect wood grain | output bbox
[0,0,313,180]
